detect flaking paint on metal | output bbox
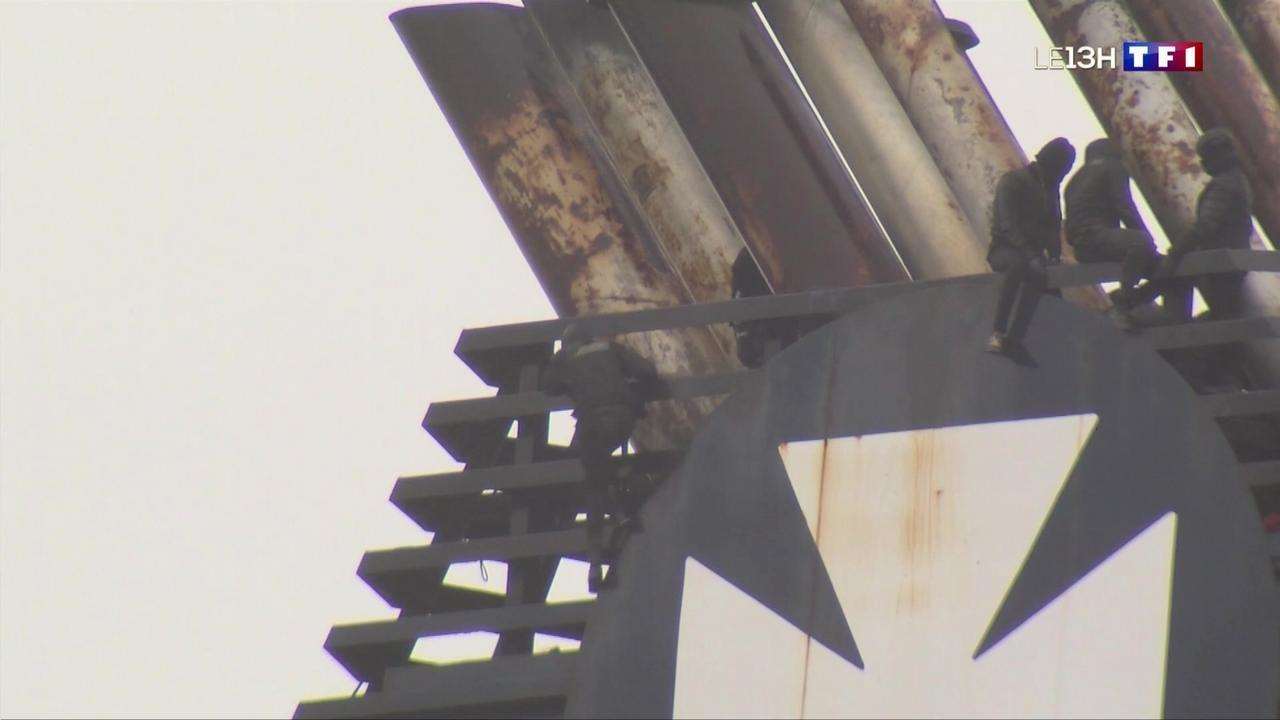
[1030,0,1203,235]
[524,0,745,353]
[391,4,731,449]
[840,0,1025,239]
[1029,0,1280,383]
[1128,0,1280,249]
[1225,0,1280,99]
[840,0,1109,310]
[608,0,909,293]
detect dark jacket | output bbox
[543,339,661,416]
[1178,168,1253,255]
[1064,139,1147,243]
[989,162,1063,261]
[731,247,770,299]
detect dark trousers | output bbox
[570,404,637,570]
[1073,227,1159,291]
[1126,251,1246,321]
[990,245,1047,341]
[734,319,799,368]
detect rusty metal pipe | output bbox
[757,0,988,278]
[523,0,748,309]
[1029,0,1280,383]
[840,0,1108,309]
[1127,0,1280,249]
[839,0,1023,242]
[1224,0,1280,98]
[607,0,909,293]
[391,3,733,448]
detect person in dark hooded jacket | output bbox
[730,247,797,367]
[543,324,663,592]
[1064,138,1159,325]
[1125,128,1254,322]
[985,137,1076,354]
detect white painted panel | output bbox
[974,513,1176,718]
[675,415,1177,717]
[673,558,807,718]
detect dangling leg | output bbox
[573,419,609,593]
[1007,258,1046,345]
[989,253,1028,353]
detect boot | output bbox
[1109,306,1137,333]
[985,332,1007,354]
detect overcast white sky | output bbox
[1,1,1155,717]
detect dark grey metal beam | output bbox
[1044,250,1280,288]
[380,651,576,697]
[453,277,975,387]
[1145,317,1280,350]
[392,453,682,534]
[423,370,760,461]
[294,653,576,719]
[425,371,1279,466]
[393,455,678,501]
[325,601,593,683]
[1202,389,1280,418]
[454,251,1279,386]
[394,493,516,539]
[390,460,583,536]
[359,530,588,610]
[1241,461,1280,490]
[395,585,506,617]
[393,460,586,502]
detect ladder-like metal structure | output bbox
[295,250,1280,719]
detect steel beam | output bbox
[1029,0,1280,384]
[1143,317,1280,351]
[607,0,909,292]
[453,249,1277,380]
[1224,0,1280,98]
[1203,389,1280,419]
[325,602,591,683]
[359,529,589,610]
[390,4,733,450]
[1243,460,1280,490]
[381,653,575,704]
[393,459,586,503]
[295,653,575,719]
[758,0,987,279]
[1128,0,1280,249]
[422,369,761,463]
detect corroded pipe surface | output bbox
[1030,0,1280,383]
[524,0,746,312]
[391,3,732,448]
[758,0,988,279]
[1128,0,1280,249]
[839,0,1024,241]
[608,0,909,293]
[1225,0,1280,98]
[840,0,1107,309]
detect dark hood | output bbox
[1035,137,1076,182]
[1084,137,1121,164]
[1197,128,1240,176]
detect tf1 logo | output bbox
[1124,41,1203,71]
